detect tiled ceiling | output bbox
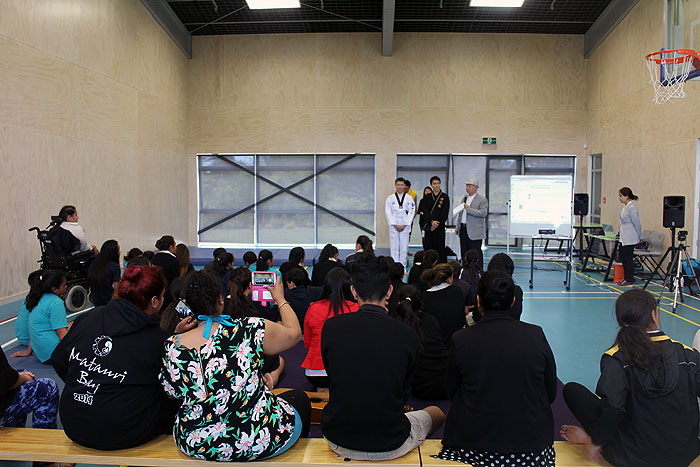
[166,0,613,36]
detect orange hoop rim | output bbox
[646,48,700,65]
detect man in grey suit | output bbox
[454,178,488,270]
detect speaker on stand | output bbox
[644,196,686,297]
[573,193,589,260]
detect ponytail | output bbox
[256,250,273,272]
[619,186,639,201]
[614,289,663,370]
[228,267,257,318]
[26,270,66,311]
[389,285,424,350]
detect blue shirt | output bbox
[15,300,30,346]
[28,294,68,363]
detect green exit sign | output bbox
[482,137,497,145]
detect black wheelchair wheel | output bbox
[64,285,89,312]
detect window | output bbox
[198,153,375,246]
[590,154,603,224]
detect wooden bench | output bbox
[1,428,697,466]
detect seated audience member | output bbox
[437,270,557,467]
[407,250,426,286]
[279,247,310,288]
[255,249,278,273]
[344,235,374,272]
[562,289,700,466]
[389,285,448,400]
[487,253,523,320]
[228,267,284,386]
[302,268,358,390]
[159,277,188,334]
[459,249,482,314]
[160,271,310,462]
[284,268,322,327]
[421,264,467,346]
[448,260,471,306]
[311,244,342,287]
[151,235,179,305]
[127,255,151,268]
[203,247,227,273]
[212,252,235,295]
[51,265,196,450]
[11,270,42,357]
[0,348,59,434]
[243,250,257,270]
[54,205,97,254]
[386,260,406,315]
[321,255,444,460]
[25,271,68,364]
[124,247,143,264]
[410,249,438,291]
[175,243,195,277]
[87,240,121,307]
[142,250,155,262]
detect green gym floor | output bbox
[0,247,698,467]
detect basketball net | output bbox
[646,49,700,104]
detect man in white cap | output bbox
[385,177,415,268]
[454,178,488,269]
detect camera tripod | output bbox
[646,228,697,313]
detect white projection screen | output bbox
[509,175,573,238]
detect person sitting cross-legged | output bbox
[321,255,444,460]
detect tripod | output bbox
[653,229,697,313]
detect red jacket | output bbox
[301,299,358,370]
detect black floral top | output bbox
[160,317,297,461]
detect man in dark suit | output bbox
[454,177,488,270]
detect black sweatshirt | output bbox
[51,299,173,450]
[321,304,419,452]
[0,350,19,418]
[422,285,467,346]
[444,312,557,453]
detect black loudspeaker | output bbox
[663,196,685,228]
[574,193,589,216]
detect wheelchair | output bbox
[29,216,94,312]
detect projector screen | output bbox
[509,175,573,237]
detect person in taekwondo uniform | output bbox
[385,178,416,268]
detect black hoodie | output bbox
[51,299,173,450]
[595,331,700,467]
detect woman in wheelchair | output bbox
[25,270,69,363]
[55,205,97,255]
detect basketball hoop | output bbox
[646,49,700,104]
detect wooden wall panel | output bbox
[409,34,459,108]
[453,34,505,109]
[360,109,410,154]
[188,36,221,110]
[409,108,505,153]
[34,0,78,63]
[553,35,587,110]
[0,0,34,45]
[360,33,411,108]
[503,35,555,110]
[0,35,79,136]
[505,109,586,155]
[189,108,269,154]
[315,34,362,108]
[270,34,319,108]
[220,35,271,109]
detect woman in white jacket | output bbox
[617,187,642,286]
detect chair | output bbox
[634,230,666,282]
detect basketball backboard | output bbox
[665,0,700,81]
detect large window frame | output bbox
[197,153,376,248]
[589,153,603,224]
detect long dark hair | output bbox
[124,248,143,263]
[319,268,353,318]
[614,289,663,370]
[619,186,639,201]
[256,250,273,271]
[390,285,425,350]
[319,244,338,263]
[228,267,257,318]
[213,252,234,278]
[175,243,191,277]
[355,235,374,255]
[422,249,439,269]
[462,249,482,282]
[477,270,515,314]
[58,205,76,223]
[87,240,119,290]
[289,247,305,267]
[26,270,66,311]
[184,271,222,318]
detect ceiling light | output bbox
[246,0,300,9]
[470,0,525,7]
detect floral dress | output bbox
[160,317,297,461]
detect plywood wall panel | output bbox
[503,35,554,109]
[34,0,78,63]
[453,34,505,109]
[79,68,138,145]
[312,109,363,152]
[504,108,586,155]
[409,108,505,153]
[0,35,78,136]
[315,34,362,108]
[553,35,586,110]
[409,34,459,108]
[270,35,318,108]
[188,36,221,110]
[269,108,318,153]
[361,109,410,154]
[220,35,271,109]
[360,33,411,108]
[0,0,34,45]
[189,108,269,154]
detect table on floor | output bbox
[580,233,620,282]
[530,234,573,290]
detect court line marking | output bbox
[1,308,92,349]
